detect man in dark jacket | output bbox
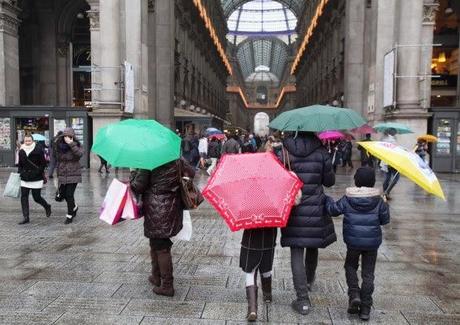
[325,167,390,321]
[222,134,240,154]
[280,132,335,315]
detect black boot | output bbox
[261,276,272,303]
[18,217,30,225]
[246,285,258,321]
[148,246,161,287]
[347,291,361,314]
[291,298,309,315]
[45,204,51,218]
[152,248,174,297]
[359,305,371,321]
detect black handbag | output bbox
[55,184,65,202]
[177,160,204,210]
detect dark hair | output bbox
[24,133,33,140]
[354,167,376,188]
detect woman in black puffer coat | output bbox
[281,132,336,315]
[130,158,195,297]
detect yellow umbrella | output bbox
[417,134,438,143]
[357,141,445,200]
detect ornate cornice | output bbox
[148,0,154,12]
[0,0,21,36]
[422,1,439,25]
[86,9,99,30]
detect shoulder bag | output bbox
[177,160,204,210]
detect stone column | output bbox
[147,0,156,119]
[153,0,175,128]
[0,0,20,105]
[56,34,71,106]
[419,1,439,109]
[87,0,101,108]
[343,0,365,115]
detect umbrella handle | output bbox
[383,171,400,196]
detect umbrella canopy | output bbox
[269,105,366,132]
[318,130,345,141]
[91,119,181,170]
[206,127,223,135]
[374,122,413,134]
[202,152,303,232]
[357,141,445,200]
[352,124,376,135]
[32,133,46,141]
[417,134,438,143]
[208,133,226,141]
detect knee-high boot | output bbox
[152,248,174,297]
[246,285,258,321]
[148,247,161,287]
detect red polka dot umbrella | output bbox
[202,152,303,232]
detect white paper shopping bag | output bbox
[172,210,192,241]
[99,179,128,225]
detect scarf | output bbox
[20,142,36,156]
[59,142,70,153]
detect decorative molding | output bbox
[422,1,439,25]
[86,9,99,30]
[148,0,154,13]
[0,0,21,36]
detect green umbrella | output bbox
[91,119,181,170]
[374,122,413,134]
[269,105,366,132]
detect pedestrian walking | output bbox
[17,134,51,225]
[357,134,374,167]
[54,127,83,224]
[326,167,390,321]
[197,133,208,169]
[380,128,400,200]
[329,140,341,173]
[414,139,428,162]
[222,133,240,154]
[280,132,336,315]
[130,158,195,297]
[342,139,354,169]
[206,136,220,175]
[97,155,110,174]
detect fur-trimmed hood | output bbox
[345,187,382,211]
[345,187,381,197]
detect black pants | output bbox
[290,247,318,300]
[344,248,378,307]
[62,183,77,215]
[98,156,109,172]
[149,238,173,251]
[21,187,49,218]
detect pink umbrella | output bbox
[318,130,345,141]
[209,134,226,140]
[352,124,376,135]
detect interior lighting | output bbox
[438,52,447,63]
[445,0,453,15]
[193,0,233,75]
[291,0,329,74]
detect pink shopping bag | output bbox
[121,189,141,220]
[100,179,128,225]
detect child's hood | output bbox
[345,187,382,211]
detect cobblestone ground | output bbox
[0,168,459,324]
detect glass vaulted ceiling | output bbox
[222,0,301,87]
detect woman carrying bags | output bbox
[17,134,51,225]
[54,127,84,224]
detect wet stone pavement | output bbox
[0,167,459,325]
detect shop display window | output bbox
[15,117,50,145]
[0,118,11,150]
[70,117,84,144]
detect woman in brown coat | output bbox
[54,127,83,224]
[130,158,195,297]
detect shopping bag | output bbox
[99,179,128,225]
[3,172,21,198]
[121,189,142,220]
[172,210,192,241]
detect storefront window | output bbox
[54,119,67,136]
[70,117,84,144]
[15,117,50,145]
[436,119,452,155]
[0,118,11,150]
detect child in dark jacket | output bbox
[325,167,390,321]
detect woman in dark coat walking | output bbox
[17,134,51,224]
[281,132,336,315]
[54,127,83,224]
[130,159,195,297]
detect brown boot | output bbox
[261,276,272,303]
[246,285,258,322]
[152,248,174,297]
[148,248,161,287]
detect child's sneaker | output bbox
[347,294,361,314]
[359,305,371,321]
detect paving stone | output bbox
[402,311,460,325]
[122,299,205,318]
[0,311,63,325]
[0,295,55,312]
[201,302,267,322]
[267,304,332,324]
[44,297,130,314]
[0,280,37,295]
[112,283,190,301]
[22,281,121,298]
[141,317,224,325]
[373,295,443,313]
[54,312,143,325]
[329,307,409,324]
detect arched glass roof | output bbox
[236,38,289,82]
[221,0,304,18]
[226,0,297,45]
[245,70,280,86]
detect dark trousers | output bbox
[62,183,77,215]
[290,247,318,300]
[149,238,173,251]
[344,248,377,307]
[98,156,109,172]
[383,167,400,195]
[21,187,49,218]
[342,157,353,168]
